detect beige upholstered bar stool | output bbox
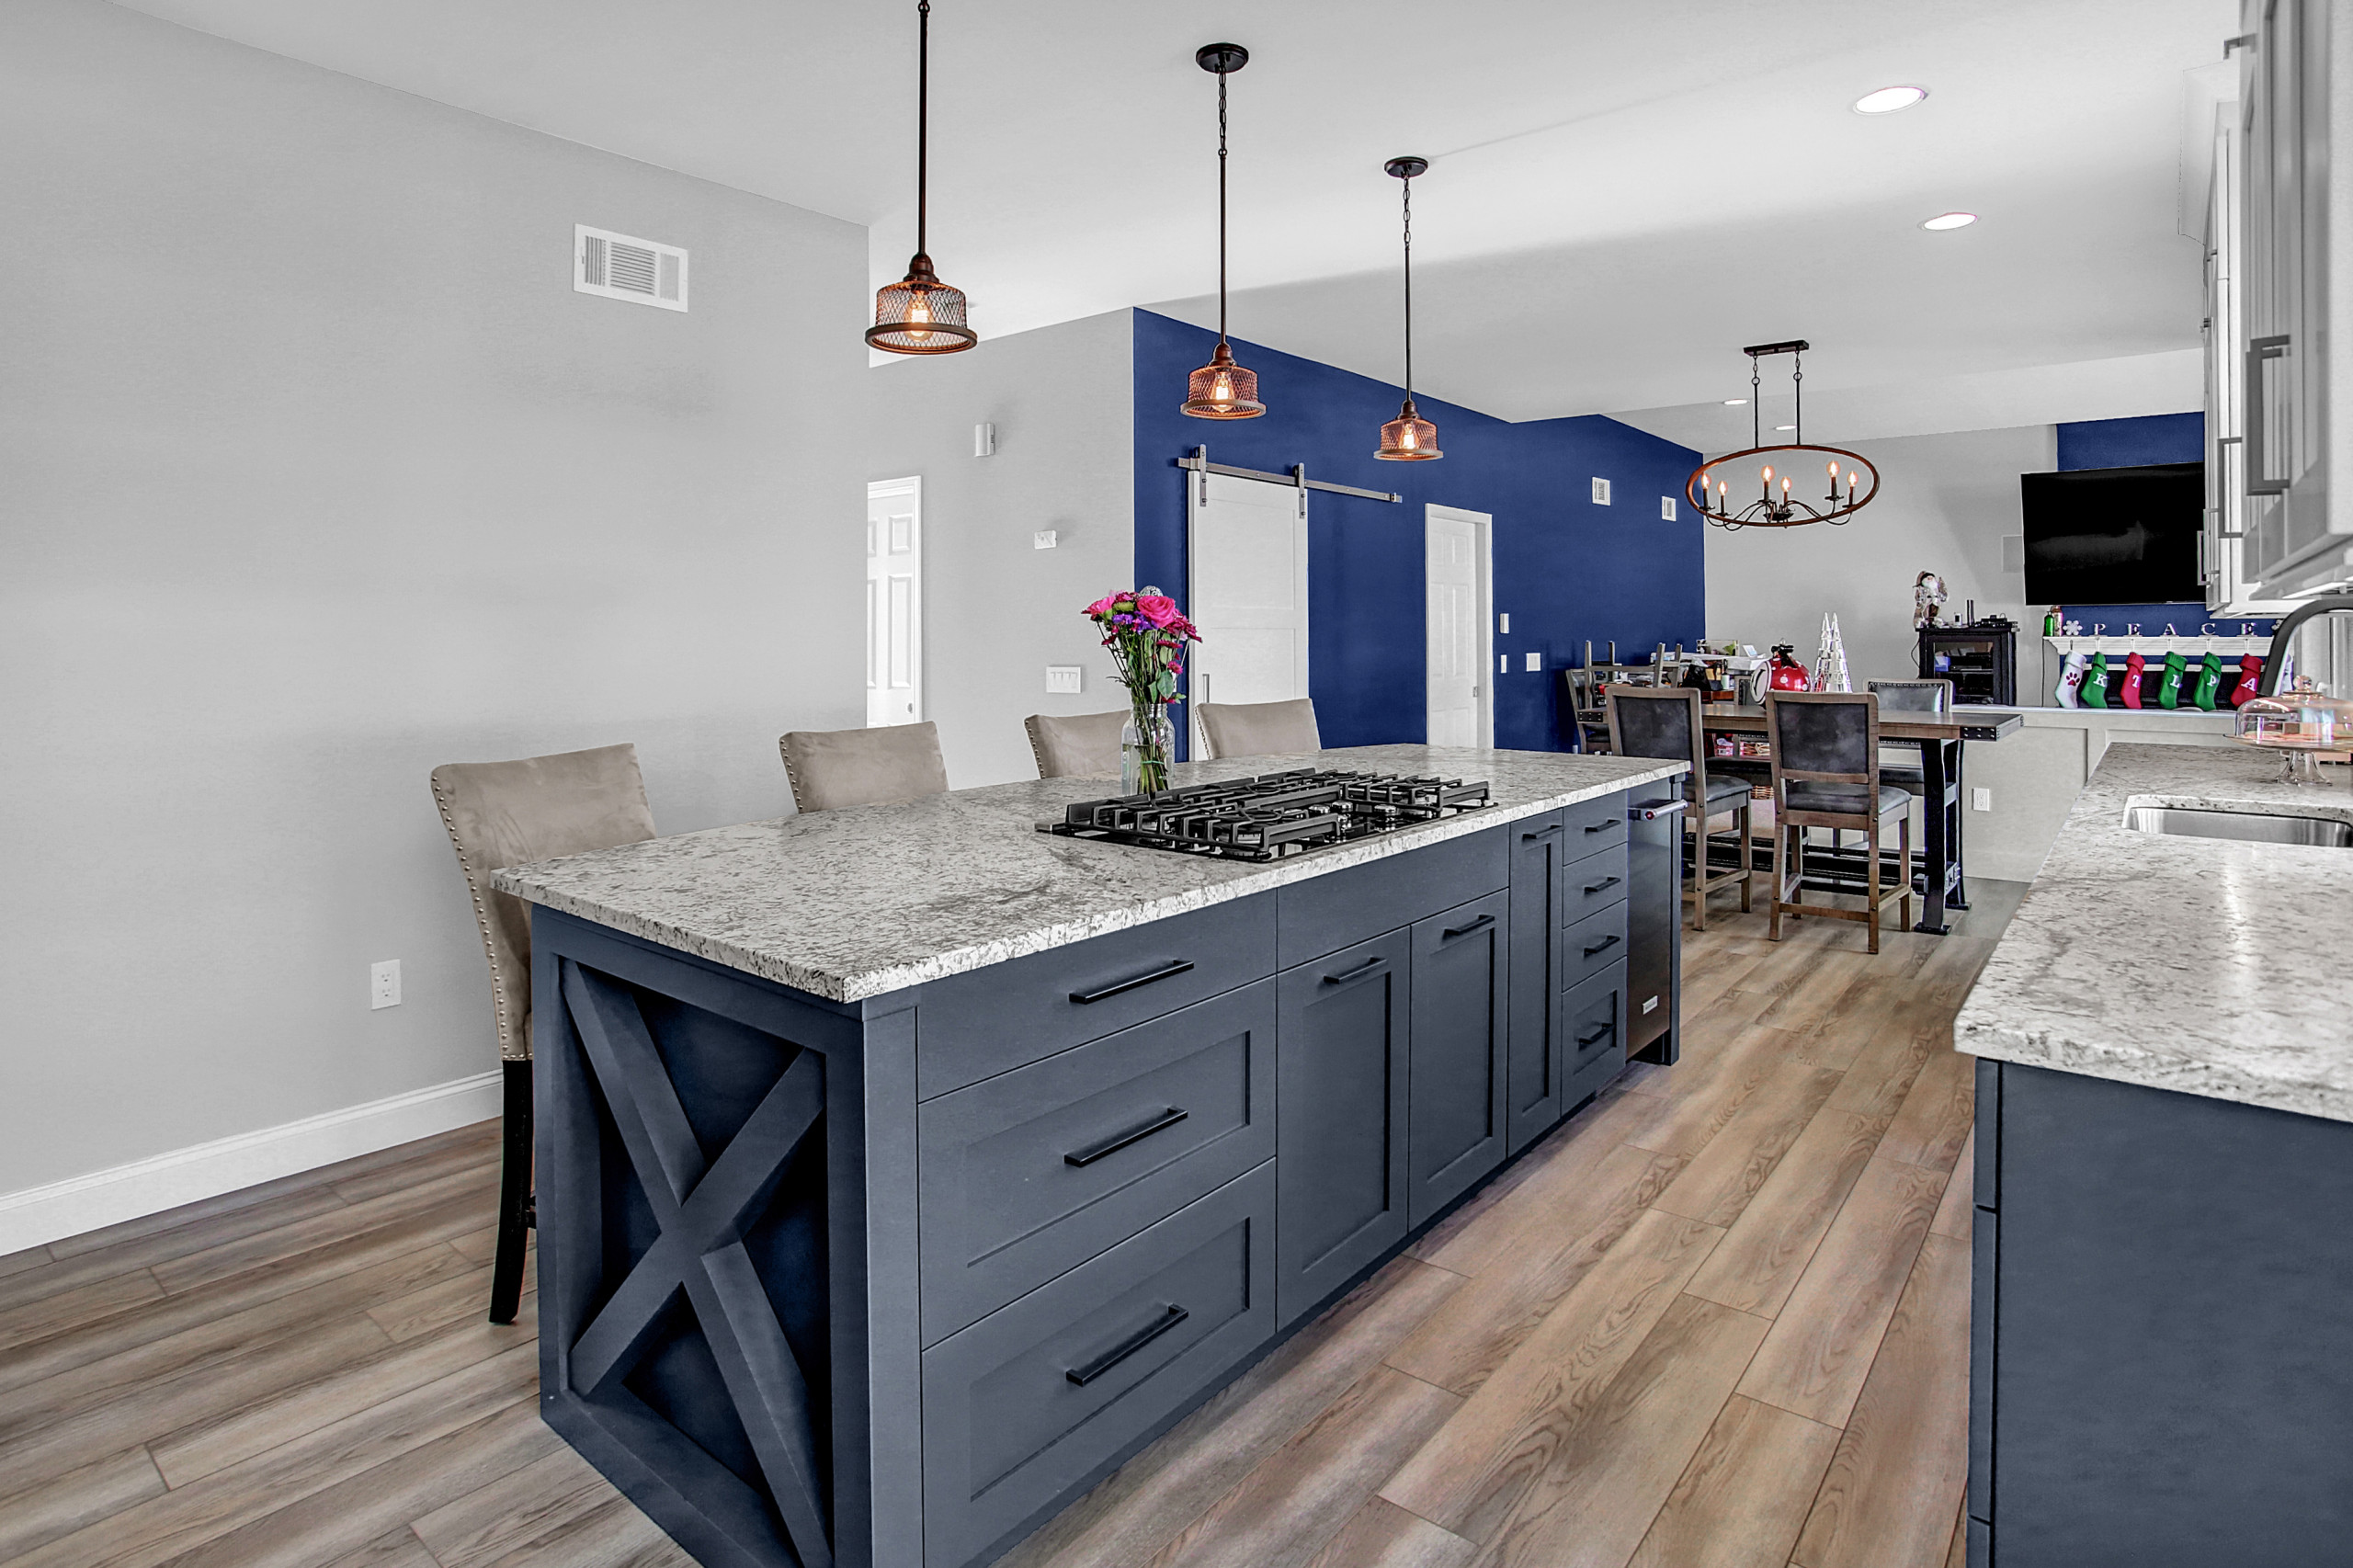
[429,742,657,1324]
[779,721,949,811]
[1024,711,1126,778]
[1603,684,1754,928]
[1765,692,1912,953]
[1196,698,1321,760]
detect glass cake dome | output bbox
[2233,676,2353,784]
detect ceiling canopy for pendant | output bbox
[1182,43,1265,419]
[1375,155,1438,461]
[1685,341,1879,528]
[869,0,975,356]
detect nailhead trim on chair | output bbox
[429,774,526,1063]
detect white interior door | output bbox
[867,479,922,726]
[1188,471,1310,756]
[1425,506,1494,748]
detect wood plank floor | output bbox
[0,881,2022,1568]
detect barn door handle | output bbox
[1064,1108,1189,1167]
[1069,960,1195,1005]
[1066,1304,1189,1386]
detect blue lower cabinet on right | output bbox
[1563,961,1628,1108]
[1405,889,1509,1228]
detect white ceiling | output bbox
[112,0,2238,440]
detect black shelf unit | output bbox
[1917,624,2015,706]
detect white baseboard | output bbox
[0,1070,506,1256]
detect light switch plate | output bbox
[1498,612,1510,633]
[1033,529,1057,550]
[1499,653,1508,674]
[1045,665,1082,694]
[1525,652,1542,671]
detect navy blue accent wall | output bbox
[2048,412,2238,632]
[2055,412,2202,472]
[1131,311,1703,755]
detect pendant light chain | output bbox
[1401,175,1415,397]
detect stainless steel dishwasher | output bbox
[1626,796,1686,1064]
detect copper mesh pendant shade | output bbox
[1183,340,1265,419]
[1376,398,1440,460]
[868,2,976,356]
[1182,44,1265,420]
[1375,155,1439,460]
[869,255,974,354]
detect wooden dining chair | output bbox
[1604,685,1753,928]
[429,743,657,1323]
[1196,698,1320,760]
[779,722,949,811]
[1024,711,1126,778]
[1765,692,1912,953]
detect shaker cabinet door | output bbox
[1275,928,1410,1326]
[1408,890,1509,1226]
[1506,813,1563,1153]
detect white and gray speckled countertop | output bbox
[1957,742,2353,1123]
[490,745,1685,1004]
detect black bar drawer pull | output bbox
[1583,819,1617,834]
[1323,955,1389,986]
[1582,933,1622,958]
[1063,1108,1189,1167]
[1069,960,1195,1005]
[1440,915,1495,939]
[1065,1304,1189,1386]
[1575,1022,1613,1048]
[1582,875,1621,895]
[1521,824,1563,841]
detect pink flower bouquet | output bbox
[1084,586,1200,793]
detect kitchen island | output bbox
[491,744,1686,1568]
[1953,744,2353,1567]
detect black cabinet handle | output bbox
[1520,824,1562,841]
[1582,933,1622,958]
[1065,1304,1189,1386]
[1575,1023,1613,1048]
[1069,960,1195,1005]
[1440,915,1495,939]
[1063,1108,1189,1167]
[1582,875,1622,895]
[1323,955,1389,986]
[1583,820,1616,834]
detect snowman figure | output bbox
[1914,572,1948,630]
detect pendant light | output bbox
[868,0,975,355]
[1375,156,1439,460]
[1182,43,1265,419]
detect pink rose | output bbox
[1135,595,1180,628]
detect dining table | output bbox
[1697,702,2024,935]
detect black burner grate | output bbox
[1040,768,1492,861]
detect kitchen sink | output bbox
[2123,806,2353,847]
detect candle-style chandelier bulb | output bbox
[1375,155,1440,460]
[1182,44,1266,418]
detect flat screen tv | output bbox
[2019,461,2204,605]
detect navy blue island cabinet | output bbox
[1965,1058,2353,1567]
[526,796,1665,1568]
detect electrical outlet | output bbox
[369,960,402,1010]
[1045,665,1082,694]
[1497,612,1510,633]
[1972,787,1993,812]
[1033,529,1057,550]
[1525,652,1542,672]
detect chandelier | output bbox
[1685,341,1879,529]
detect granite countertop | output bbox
[491,744,1686,1003]
[1956,742,2353,1122]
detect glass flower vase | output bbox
[1121,707,1176,796]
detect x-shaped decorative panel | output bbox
[560,959,834,1568]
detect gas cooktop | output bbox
[1040,767,1493,862]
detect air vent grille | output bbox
[574,224,688,312]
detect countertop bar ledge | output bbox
[490,744,1687,1003]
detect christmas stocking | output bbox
[2120,652,2145,709]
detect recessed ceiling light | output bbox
[1853,85,1928,115]
[1724,398,1748,406]
[1921,211,1977,231]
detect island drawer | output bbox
[917,980,1276,1343]
[921,1162,1276,1568]
[1564,960,1626,1093]
[1560,841,1629,926]
[1559,790,1628,854]
[916,893,1278,1099]
[1278,825,1506,967]
[1562,901,1629,991]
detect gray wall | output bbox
[0,0,868,1195]
[866,311,1136,789]
[1705,425,2053,688]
